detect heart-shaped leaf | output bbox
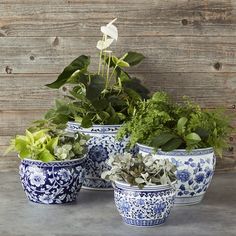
[161,138,183,152]
[123,51,145,66]
[177,117,188,135]
[151,133,178,149]
[46,55,90,89]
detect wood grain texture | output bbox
[0,73,235,110]
[0,0,235,171]
[0,1,235,37]
[1,36,236,74]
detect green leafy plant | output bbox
[118,92,232,156]
[45,19,149,127]
[101,152,176,189]
[6,127,88,162]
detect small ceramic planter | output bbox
[67,122,127,190]
[113,180,176,227]
[19,157,86,204]
[137,143,216,206]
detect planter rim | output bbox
[21,156,86,164]
[114,180,176,191]
[137,143,214,155]
[67,121,122,128]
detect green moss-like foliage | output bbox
[118,92,232,156]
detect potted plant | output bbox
[118,92,232,205]
[6,122,88,204]
[101,152,177,227]
[44,19,149,190]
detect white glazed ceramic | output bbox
[19,157,86,204]
[113,180,176,227]
[67,122,127,190]
[137,143,216,206]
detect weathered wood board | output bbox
[0,0,235,171]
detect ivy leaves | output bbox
[6,127,88,162]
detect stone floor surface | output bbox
[0,171,235,236]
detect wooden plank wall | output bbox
[0,0,235,171]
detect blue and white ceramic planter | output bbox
[67,122,127,190]
[113,180,176,227]
[19,157,86,204]
[137,143,216,206]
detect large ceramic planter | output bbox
[67,122,127,190]
[113,180,176,227]
[19,157,86,204]
[137,143,216,206]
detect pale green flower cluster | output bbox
[55,144,73,160]
[102,152,176,189]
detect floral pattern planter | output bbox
[137,143,216,206]
[113,181,176,227]
[67,122,127,190]
[19,158,85,204]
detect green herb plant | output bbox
[45,19,149,128]
[118,92,232,156]
[101,152,176,189]
[6,126,88,162]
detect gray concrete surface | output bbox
[0,171,235,236]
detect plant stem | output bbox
[102,51,107,77]
[105,52,112,89]
[108,65,118,87]
[98,35,105,75]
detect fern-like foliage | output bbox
[118,92,232,156]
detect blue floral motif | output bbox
[195,173,205,183]
[188,179,193,185]
[137,198,145,205]
[38,194,54,204]
[28,167,46,187]
[190,162,196,167]
[137,212,145,219]
[205,168,213,178]
[114,183,176,227]
[153,202,166,214]
[19,158,85,204]
[88,145,108,163]
[120,201,131,213]
[57,169,71,182]
[176,169,191,182]
[138,144,216,205]
[68,123,128,189]
[180,184,185,191]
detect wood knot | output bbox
[52,36,59,47]
[231,104,236,109]
[228,146,234,152]
[214,62,222,71]
[62,86,67,92]
[229,137,234,142]
[5,66,13,74]
[181,19,188,26]
[30,55,35,61]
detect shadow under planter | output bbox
[67,122,127,190]
[19,158,86,204]
[137,143,216,206]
